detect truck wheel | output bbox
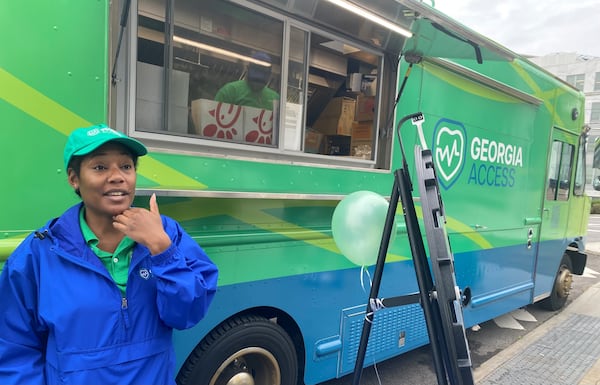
[540,254,573,311]
[176,314,298,385]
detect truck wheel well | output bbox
[566,243,587,275]
[226,307,306,382]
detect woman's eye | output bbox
[122,164,133,170]
[93,165,107,170]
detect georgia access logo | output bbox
[432,118,467,190]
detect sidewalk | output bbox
[474,253,600,384]
[586,242,600,255]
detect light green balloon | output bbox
[332,190,396,266]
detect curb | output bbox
[474,281,600,383]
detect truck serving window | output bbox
[133,0,383,167]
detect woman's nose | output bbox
[107,166,125,182]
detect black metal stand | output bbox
[351,113,474,385]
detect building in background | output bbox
[530,53,600,195]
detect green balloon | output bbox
[332,190,396,266]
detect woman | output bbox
[0,124,218,384]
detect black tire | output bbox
[176,314,299,385]
[540,254,573,311]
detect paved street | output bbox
[319,216,600,385]
[586,214,600,252]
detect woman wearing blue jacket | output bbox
[0,124,219,384]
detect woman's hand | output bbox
[112,193,172,255]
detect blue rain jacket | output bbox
[0,203,218,385]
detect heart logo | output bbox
[432,119,467,190]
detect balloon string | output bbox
[360,265,372,293]
[361,266,384,385]
[360,265,385,385]
[361,265,386,324]
[372,356,383,385]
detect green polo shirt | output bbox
[79,208,134,296]
[215,80,279,110]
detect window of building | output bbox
[566,74,585,91]
[591,102,600,123]
[594,72,600,91]
[133,0,383,165]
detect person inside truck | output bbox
[215,51,280,110]
[0,124,219,385]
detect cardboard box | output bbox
[324,135,351,156]
[136,99,162,133]
[312,97,356,136]
[136,62,189,133]
[351,121,373,141]
[319,97,356,119]
[355,95,375,121]
[350,121,373,159]
[304,129,324,154]
[312,116,353,136]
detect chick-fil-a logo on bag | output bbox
[245,109,273,144]
[204,103,242,140]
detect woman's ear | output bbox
[67,168,79,191]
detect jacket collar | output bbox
[44,203,150,267]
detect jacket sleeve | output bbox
[0,241,47,385]
[150,217,218,330]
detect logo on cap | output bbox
[87,127,122,137]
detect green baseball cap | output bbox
[63,124,147,169]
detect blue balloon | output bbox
[332,191,396,266]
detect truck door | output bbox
[534,127,578,300]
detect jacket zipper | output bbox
[121,297,131,329]
[42,220,138,333]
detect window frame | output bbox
[573,134,586,196]
[566,73,585,91]
[546,139,575,201]
[590,102,600,123]
[124,0,390,170]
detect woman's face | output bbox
[68,142,137,220]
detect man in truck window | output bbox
[215,51,280,110]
